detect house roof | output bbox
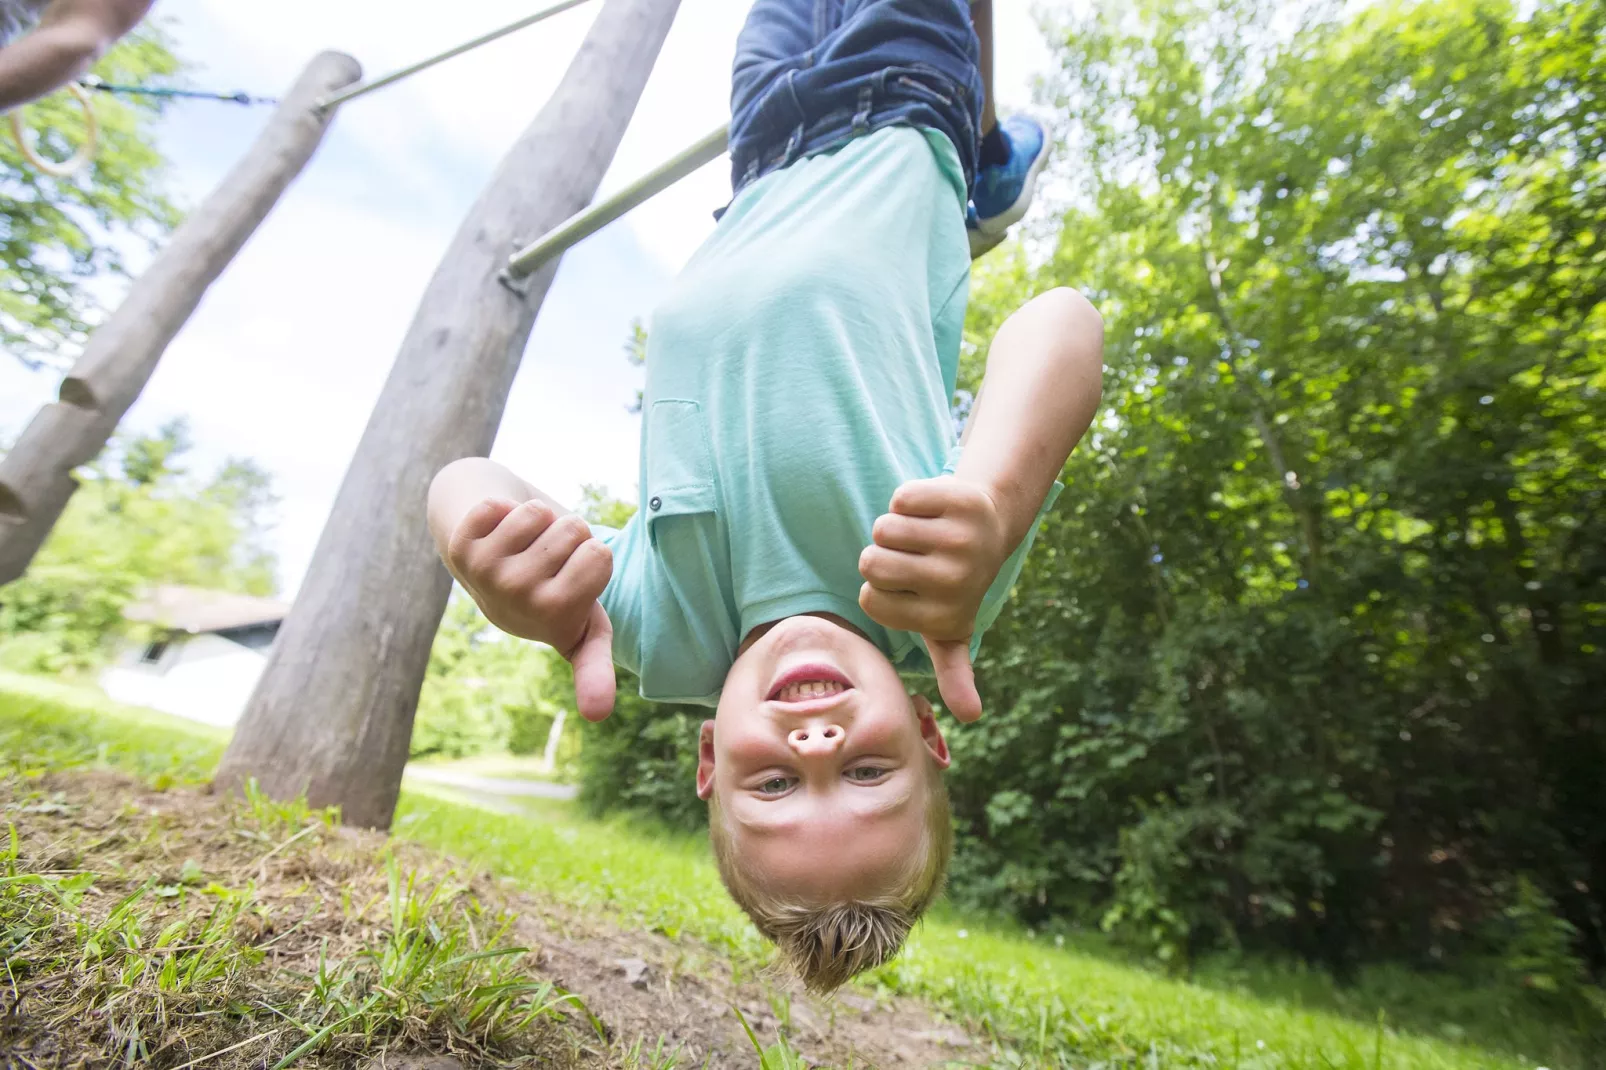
[122,585,291,635]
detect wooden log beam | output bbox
[213,0,685,829]
[0,51,363,585]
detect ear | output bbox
[911,694,951,769]
[696,719,717,800]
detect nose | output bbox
[787,723,844,757]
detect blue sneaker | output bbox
[967,115,1049,258]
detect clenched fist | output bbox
[857,476,1013,723]
[444,497,617,721]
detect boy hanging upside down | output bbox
[428,0,1104,992]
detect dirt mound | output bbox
[0,770,973,1069]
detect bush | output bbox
[1492,877,1605,1018]
[409,593,557,761]
[410,685,505,760]
[505,701,554,757]
[574,668,706,832]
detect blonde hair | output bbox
[708,764,952,994]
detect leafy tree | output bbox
[2,26,183,371]
[0,420,279,672]
[943,0,1605,978]
[119,417,191,485]
[412,593,510,759]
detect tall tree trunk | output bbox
[214,0,684,829]
[0,52,361,585]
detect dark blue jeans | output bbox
[729,0,983,201]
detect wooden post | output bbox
[0,52,363,586]
[541,708,568,774]
[214,0,685,829]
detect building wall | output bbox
[101,632,269,727]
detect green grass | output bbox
[396,793,1597,1070]
[2,671,1597,1070]
[1,735,594,1066]
[0,670,227,784]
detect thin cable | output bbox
[80,78,277,106]
[317,0,597,111]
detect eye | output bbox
[845,765,888,783]
[757,776,796,796]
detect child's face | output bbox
[697,615,950,902]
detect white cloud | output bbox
[4,0,1055,595]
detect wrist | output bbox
[954,470,1038,553]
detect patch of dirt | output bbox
[0,770,976,1069]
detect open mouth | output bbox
[767,665,854,703]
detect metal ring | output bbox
[8,82,100,179]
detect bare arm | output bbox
[957,287,1105,547]
[426,456,570,572]
[0,0,154,111]
[859,288,1103,720]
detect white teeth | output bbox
[777,679,845,702]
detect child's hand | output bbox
[444,498,617,721]
[857,476,1011,723]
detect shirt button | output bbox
[649,496,662,511]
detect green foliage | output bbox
[580,481,639,530]
[411,591,556,760]
[1,27,183,370]
[0,420,279,673]
[625,317,648,414]
[1491,876,1604,1024]
[574,660,707,831]
[1100,801,1242,970]
[936,0,1606,980]
[505,695,554,757]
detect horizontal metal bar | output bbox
[505,124,730,280]
[318,0,596,110]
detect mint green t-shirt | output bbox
[596,125,1060,706]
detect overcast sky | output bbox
[0,0,1053,595]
